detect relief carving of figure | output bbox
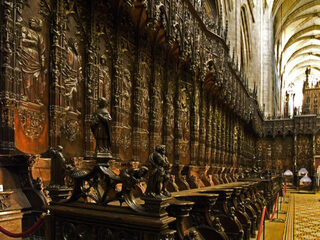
[20,17,46,103]
[145,145,171,199]
[98,55,110,101]
[140,62,150,119]
[64,38,82,113]
[122,70,131,112]
[121,69,132,129]
[91,97,112,158]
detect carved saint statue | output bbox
[91,97,112,157]
[145,145,171,198]
[49,146,73,187]
[64,38,82,113]
[20,17,46,103]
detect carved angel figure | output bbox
[145,145,171,198]
[91,97,112,156]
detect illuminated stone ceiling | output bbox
[273,0,320,110]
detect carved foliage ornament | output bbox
[316,134,320,154]
[60,221,140,240]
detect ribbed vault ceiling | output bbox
[273,0,320,109]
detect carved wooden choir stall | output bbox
[0,0,282,240]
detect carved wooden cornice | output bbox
[128,0,264,134]
[263,115,319,137]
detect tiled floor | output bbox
[294,192,320,240]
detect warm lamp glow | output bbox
[284,170,293,176]
[300,175,312,183]
[298,168,308,175]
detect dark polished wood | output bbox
[0,0,284,239]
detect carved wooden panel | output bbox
[232,119,239,167]
[215,105,222,164]
[296,135,313,172]
[163,64,175,163]
[118,37,134,161]
[190,80,200,165]
[149,54,164,152]
[60,8,86,158]
[139,50,151,163]
[198,86,207,165]
[179,75,191,165]
[259,138,273,169]
[96,37,112,104]
[15,0,51,154]
[155,64,164,144]
[282,137,293,170]
[0,0,271,172]
[91,4,114,156]
[273,137,293,170]
[205,98,213,165]
[315,133,320,155]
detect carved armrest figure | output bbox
[144,145,171,199]
[48,146,69,187]
[120,166,148,195]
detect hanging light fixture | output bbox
[284,170,293,176]
[300,175,312,184]
[298,168,308,176]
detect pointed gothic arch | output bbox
[240,5,251,69]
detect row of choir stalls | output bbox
[43,0,280,239]
[45,97,280,240]
[262,115,319,192]
[0,0,282,239]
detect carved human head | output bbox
[156,145,166,155]
[100,55,107,66]
[67,38,79,55]
[98,97,108,108]
[29,17,43,31]
[57,145,63,152]
[139,166,148,177]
